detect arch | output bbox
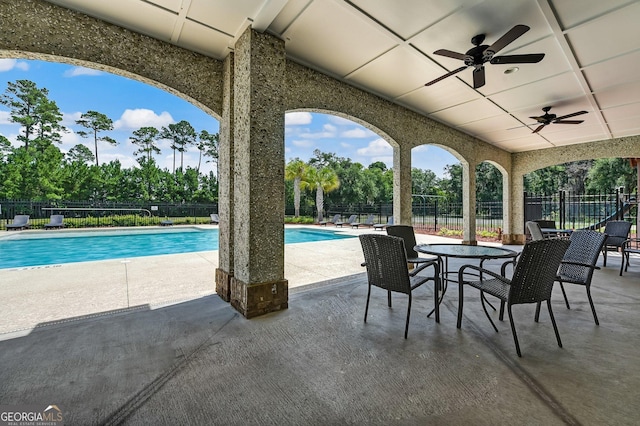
[0,0,225,118]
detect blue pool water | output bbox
[0,227,354,269]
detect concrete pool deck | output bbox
[0,226,639,424]
[0,225,467,336]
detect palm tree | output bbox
[285,159,308,218]
[302,166,340,222]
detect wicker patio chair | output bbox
[602,221,632,267]
[386,225,438,267]
[535,230,607,325]
[359,234,440,338]
[457,238,570,357]
[620,238,640,276]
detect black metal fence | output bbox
[524,189,638,232]
[1,200,218,229]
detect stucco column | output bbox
[500,171,514,244]
[393,145,413,225]
[215,53,235,301]
[508,171,527,244]
[230,28,287,318]
[462,162,477,245]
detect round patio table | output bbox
[414,243,519,316]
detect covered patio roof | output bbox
[44,0,640,152]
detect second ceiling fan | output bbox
[425,24,545,89]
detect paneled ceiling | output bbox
[46,0,640,153]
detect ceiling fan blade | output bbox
[529,116,546,123]
[554,110,588,120]
[425,66,468,86]
[554,120,584,124]
[473,66,486,89]
[486,24,530,55]
[490,53,545,64]
[532,124,546,133]
[433,49,467,61]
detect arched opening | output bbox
[0,58,220,334]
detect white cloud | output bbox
[62,111,82,126]
[101,152,137,169]
[285,112,312,125]
[299,123,337,139]
[0,59,29,72]
[340,127,371,138]
[60,129,82,148]
[63,66,103,77]
[0,110,12,125]
[292,139,314,148]
[356,138,392,156]
[113,109,174,130]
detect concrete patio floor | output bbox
[0,226,639,425]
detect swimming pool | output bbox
[0,227,355,269]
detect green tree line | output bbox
[0,79,219,202]
[1,80,635,206]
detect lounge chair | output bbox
[210,213,219,224]
[44,214,65,229]
[373,216,393,230]
[6,215,30,231]
[319,214,340,226]
[352,214,375,228]
[335,214,357,227]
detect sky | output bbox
[0,59,458,177]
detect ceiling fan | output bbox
[425,24,544,89]
[529,106,588,133]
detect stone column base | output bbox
[230,278,288,319]
[461,240,478,246]
[215,268,233,302]
[502,234,526,245]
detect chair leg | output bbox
[404,294,412,339]
[388,290,392,308]
[499,301,505,321]
[457,280,464,329]
[480,291,499,333]
[364,285,372,323]
[547,299,563,348]
[559,282,570,309]
[586,286,599,325]
[603,248,607,266]
[507,305,522,357]
[534,301,541,322]
[433,276,440,324]
[620,251,627,276]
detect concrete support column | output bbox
[230,28,287,318]
[500,171,514,245]
[462,162,477,245]
[508,172,527,244]
[393,145,413,225]
[215,54,235,301]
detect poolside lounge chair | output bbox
[6,215,30,231]
[44,214,65,229]
[210,213,219,224]
[352,214,375,228]
[373,216,393,230]
[319,214,340,226]
[335,214,357,227]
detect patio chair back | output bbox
[560,230,606,285]
[360,234,411,295]
[526,221,545,241]
[509,239,570,305]
[602,220,632,266]
[386,225,420,260]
